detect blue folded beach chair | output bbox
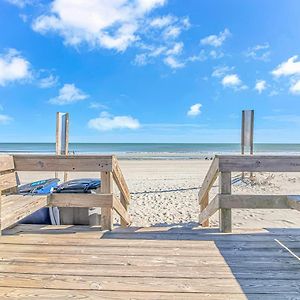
[18,178,60,224]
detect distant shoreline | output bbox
[2,142,300,160]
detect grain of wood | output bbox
[199,195,219,225]
[101,171,113,230]
[219,172,232,233]
[1,195,48,230]
[112,156,130,204]
[49,193,113,208]
[218,155,300,172]
[219,195,289,209]
[13,155,113,172]
[200,192,209,227]
[113,196,130,226]
[0,172,17,192]
[198,157,219,205]
[120,193,129,227]
[0,155,14,172]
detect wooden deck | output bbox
[0,225,299,299]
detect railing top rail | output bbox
[11,154,114,172]
[217,155,300,172]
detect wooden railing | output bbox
[0,155,131,232]
[199,155,300,232]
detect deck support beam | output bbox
[219,172,231,233]
[101,171,114,231]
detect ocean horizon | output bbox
[1,143,300,159]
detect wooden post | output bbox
[55,112,69,181]
[241,110,245,156]
[241,110,254,180]
[100,171,113,231]
[219,172,232,233]
[250,110,254,155]
[56,112,88,226]
[200,193,209,227]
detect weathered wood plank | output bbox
[49,193,113,208]
[198,157,219,205]
[0,172,17,192]
[1,288,298,300]
[219,172,232,233]
[112,156,130,204]
[1,195,48,230]
[13,155,113,172]
[0,155,14,172]
[199,195,219,225]
[0,287,271,300]
[200,192,209,227]
[6,224,300,236]
[0,272,299,293]
[0,242,297,258]
[0,251,298,268]
[101,171,113,230]
[0,261,299,279]
[113,196,131,226]
[219,195,289,209]
[218,155,300,172]
[287,195,300,211]
[120,193,128,227]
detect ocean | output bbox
[0,143,299,159]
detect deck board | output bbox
[0,225,299,299]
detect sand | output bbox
[17,159,300,229]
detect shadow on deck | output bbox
[1,224,299,299]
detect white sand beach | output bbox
[17,159,300,229]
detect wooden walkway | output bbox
[0,225,299,299]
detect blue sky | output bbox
[1,0,300,143]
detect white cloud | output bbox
[88,112,140,131]
[49,83,88,105]
[269,90,280,97]
[89,102,107,109]
[148,46,167,57]
[187,103,202,117]
[0,49,31,86]
[187,50,207,62]
[150,15,174,28]
[212,65,233,78]
[290,79,300,95]
[245,43,270,61]
[222,74,241,87]
[165,42,183,56]
[209,49,224,59]
[32,0,167,52]
[5,0,33,7]
[39,74,58,88]
[134,53,148,66]
[164,56,185,69]
[255,80,267,94]
[0,114,13,124]
[163,26,181,39]
[222,74,247,90]
[134,43,184,67]
[200,28,231,47]
[272,56,300,77]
